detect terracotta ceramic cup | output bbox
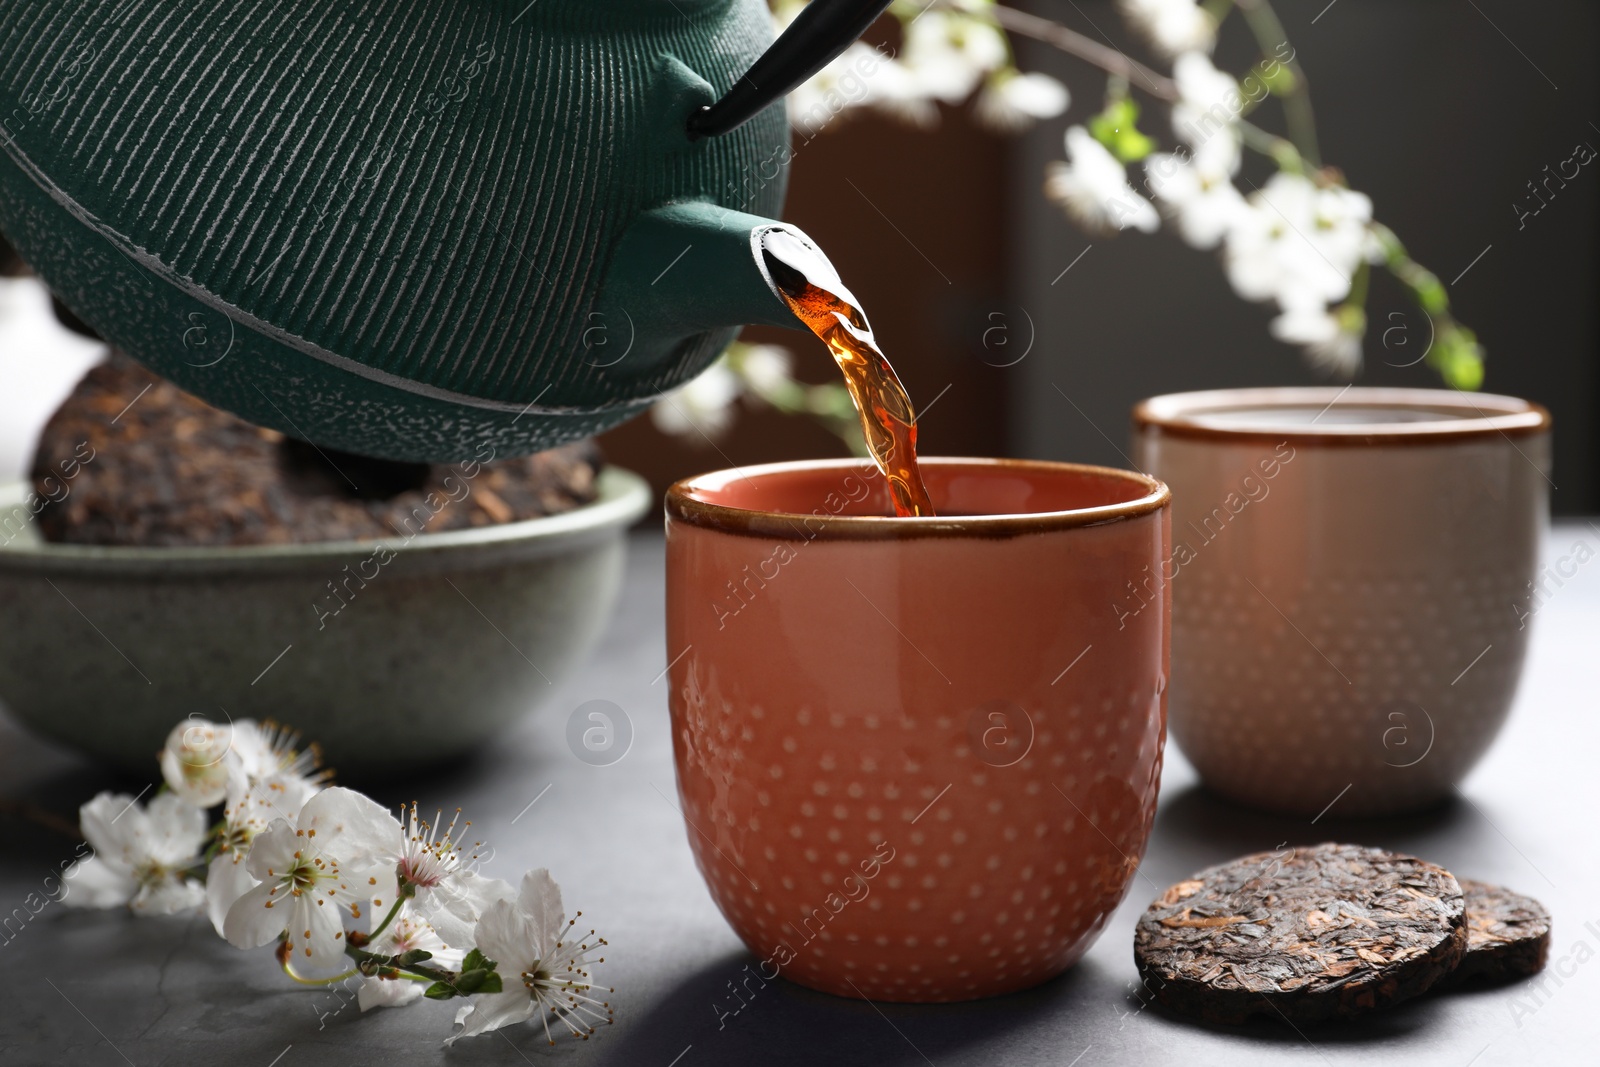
[1133,387,1551,817]
[665,457,1170,1002]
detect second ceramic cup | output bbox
[1134,387,1551,817]
[665,457,1170,1003]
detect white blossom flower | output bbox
[223,787,401,975]
[1118,0,1216,57]
[160,716,324,814]
[1145,136,1246,249]
[65,792,207,915]
[387,804,513,948]
[159,719,233,808]
[1306,182,1383,277]
[787,41,915,135]
[859,55,941,129]
[1272,301,1365,377]
[1223,172,1378,309]
[900,10,1009,105]
[445,869,611,1046]
[775,2,936,133]
[357,916,460,1012]
[205,769,321,936]
[780,3,1062,135]
[651,359,743,440]
[1045,126,1160,235]
[228,719,325,787]
[974,70,1070,133]
[1170,51,1242,171]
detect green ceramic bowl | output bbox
[0,467,650,774]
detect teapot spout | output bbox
[594,202,806,376]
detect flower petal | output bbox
[77,793,141,867]
[421,871,514,948]
[345,860,397,929]
[60,856,136,909]
[159,719,233,808]
[223,878,290,949]
[242,820,300,883]
[374,914,453,961]
[284,893,350,976]
[131,876,205,916]
[358,976,423,1012]
[516,869,566,960]
[1047,127,1161,236]
[226,720,277,779]
[296,787,403,867]
[143,792,209,866]
[1119,0,1215,57]
[472,898,540,976]
[207,853,259,937]
[225,768,319,836]
[444,990,537,1045]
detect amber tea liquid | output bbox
[761,231,935,517]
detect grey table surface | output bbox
[2,529,1597,1067]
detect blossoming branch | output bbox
[1025,0,1483,386]
[62,717,612,1048]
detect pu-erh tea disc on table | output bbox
[1438,879,1551,988]
[1134,843,1467,1025]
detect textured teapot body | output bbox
[0,0,794,460]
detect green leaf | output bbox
[1268,140,1305,174]
[461,948,498,974]
[1089,98,1155,163]
[423,981,458,1000]
[1414,273,1449,314]
[454,968,491,994]
[477,972,504,995]
[1443,352,1485,390]
[395,949,433,967]
[1432,325,1485,391]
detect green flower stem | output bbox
[1230,0,1321,168]
[281,961,362,987]
[1371,223,1448,312]
[343,946,459,986]
[1347,259,1371,312]
[1237,119,1304,172]
[364,888,410,945]
[1105,72,1130,106]
[1369,224,1482,389]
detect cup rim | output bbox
[1132,386,1550,445]
[666,456,1170,541]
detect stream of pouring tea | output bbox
[760,231,936,517]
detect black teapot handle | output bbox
[686,0,894,140]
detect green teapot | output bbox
[0,0,888,460]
